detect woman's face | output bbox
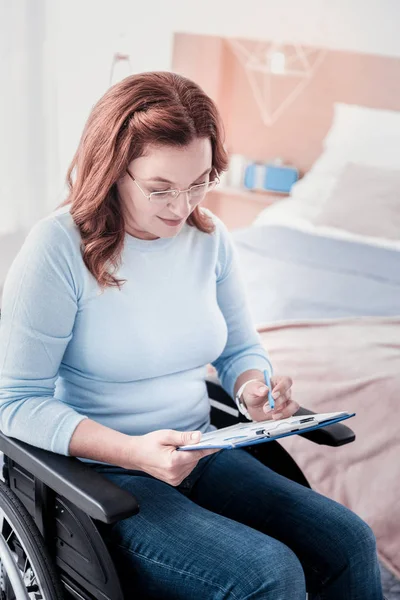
[117,137,213,240]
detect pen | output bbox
[263,369,275,410]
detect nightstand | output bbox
[202,187,288,231]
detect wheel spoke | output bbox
[5,530,13,545]
[0,492,60,600]
[0,509,45,599]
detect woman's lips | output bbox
[158,216,184,226]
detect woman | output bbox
[0,72,383,599]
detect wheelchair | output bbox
[0,373,355,599]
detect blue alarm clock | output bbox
[244,162,298,193]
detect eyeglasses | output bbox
[126,169,220,205]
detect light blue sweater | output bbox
[0,206,272,458]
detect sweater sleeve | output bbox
[211,215,273,399]
[0,217,88,455]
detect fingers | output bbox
[264,376,293,414]
[186,447,220,460]
[271,399,300,420]
[160,429,202,447]
[271,376,293,401]
[198,448,221,458]
[246,378,293,415]
[263,387,292,416]
[173,447,220,464]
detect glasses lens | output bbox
[150,190,178,204]
[190,183,208,200]
[149,179,219,205]
[189,181,217,203]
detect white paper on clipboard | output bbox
[177,412,355,450]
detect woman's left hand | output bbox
[242,375,299,422]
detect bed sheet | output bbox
[255,316,400,581]
[232,224,400,324]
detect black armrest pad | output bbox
[294,407,355,447]
[206,375,355,447]
[0,432,139,524]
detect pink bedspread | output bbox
[255,316,400,577]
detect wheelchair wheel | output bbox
[0,480,64,599]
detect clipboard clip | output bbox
[257,416,317,437]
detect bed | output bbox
[229,103,400,597]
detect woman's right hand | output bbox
[122,429,220,486]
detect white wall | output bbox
[0,0,59,231]
[53,0,400,192]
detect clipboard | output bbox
[177,411,356,451]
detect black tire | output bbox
[0,479,64,599]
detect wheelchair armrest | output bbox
[0,432,139,524]
[206,374,355,447]
[294,407,355,447]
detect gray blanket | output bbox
[232,225,400,323]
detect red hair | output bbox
[60,71,229,289]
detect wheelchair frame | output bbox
[0,374,355,599]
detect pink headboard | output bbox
[172,33,400,173]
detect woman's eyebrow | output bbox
[145,168,212,185]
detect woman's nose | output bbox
[169,190,191,215]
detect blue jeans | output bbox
[93,447,383,599]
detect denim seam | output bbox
[113,541,242,600]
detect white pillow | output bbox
[323,103,400,154]
[289,103,400,207]
[313,162,400,240]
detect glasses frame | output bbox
[126,169,220,204]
